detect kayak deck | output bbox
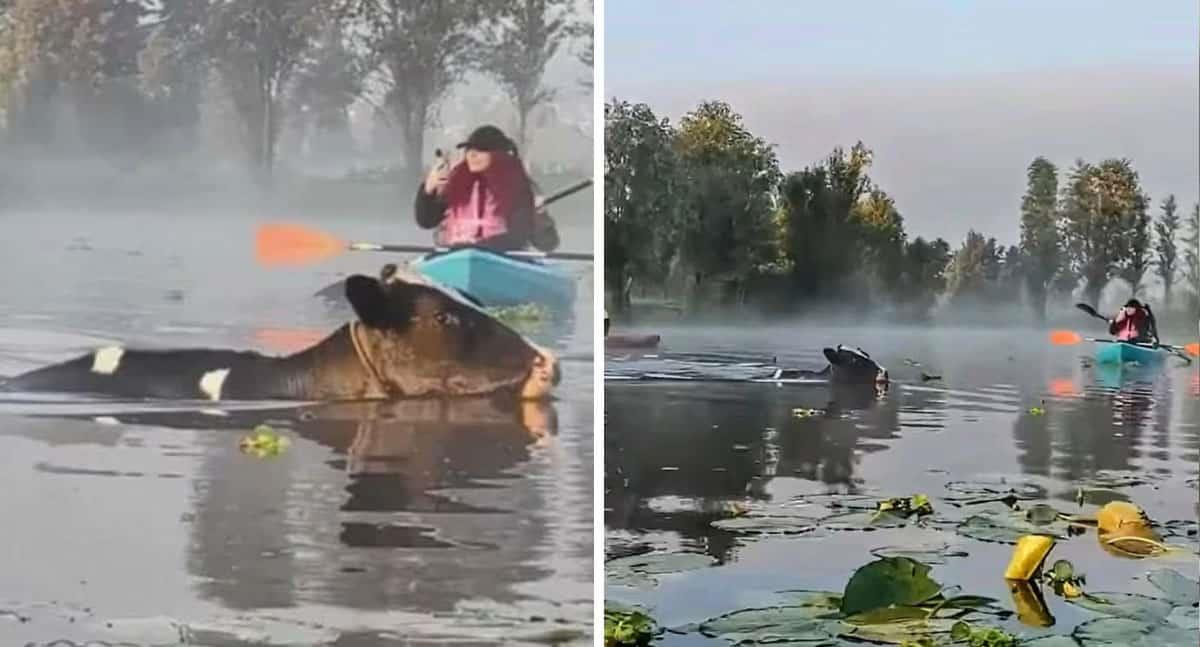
[1093,340,1168,366]
[413,247,576,310]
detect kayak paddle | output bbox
[1048,330,1197,362]
[256,179,594,266]
[1067,302,1196,362]
[1074,303,1109,322]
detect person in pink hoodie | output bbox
[414,125,558,253]
[1108,298,1158,344]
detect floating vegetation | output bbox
[869,541,969,565]
[604,604,657,646]
[943,478,1047,506]
[486,303,552,334]
[876,494,934,519]
[606,552,717,588]
[948,620,1020,647]
[957,511,1074,545]
[238,425,290,458]
[695,557,1007,646]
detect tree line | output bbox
[0,0,592,184]
[605,99,1200,322]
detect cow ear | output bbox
[345,275,388,327]
[822,347,840,365]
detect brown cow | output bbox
[0,266,560,401]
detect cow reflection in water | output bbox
[605,382,910,561]
[92,397,557,614]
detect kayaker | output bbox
[1108,299,1158,344]
[414,125,559,253]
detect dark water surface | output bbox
[605,323,1198,644]
[0,208,594,645]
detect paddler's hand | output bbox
[424,158,451,195]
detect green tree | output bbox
[0,0,146,149]
[1060,158,1147,305]
[1118,188,1152,296]
[895,236,951,320]
[674,100,781,306]
[604,99,683,314]
[1018,156,1061,322]
[206,0,327,183]
[780,142,873,299]
[1152,194,1180,312]
[569,0,591,87]
[288,21,367,159]
[1182,203,1200,310]
[853,187,906,296]
[348,0,487,179]
[944,230,1005,304]
[479,0,571,151]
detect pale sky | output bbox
[605,0,1199,244]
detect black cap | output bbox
[1125,298,1142,308]
[457,125,514,153]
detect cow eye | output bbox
[434,311,458,326]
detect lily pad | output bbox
[1166,605,1197,630]
[697,605,838,643]
[944,478,1046,505]
[1146,569,1200,606]
[1074,617,1195,646]
[606,552,717,588]
[1066,593,1174,624]
[1079,471,1153,489]
[828,510,916,531]
[839,617,960,644]
[1074,488,1131,507]
[711,513,819,535]
[1023,637,1083,646]
[956,512,1072,544]
[869,542,969,565]
[839,557,941,616]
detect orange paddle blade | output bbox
[1049,330,1083,345]
[256,223,345,266]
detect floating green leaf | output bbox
[943,478,1046,506]
[869,542,969,565]
[1066,593,1173,624]
[606,552,717,588]
[948,620,1019,647]
[839,557,942,616]
[1074,617,1195,646]
[877,494,934,519]
[1146,569,1199,606]
[697,605,838,643]
[486,303,552,333]
[710,513,819,535]
[956,512,1072,544]
[604,606,657,646]
[239,425,291,458]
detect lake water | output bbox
[605,323,1198,645]
[0,201,594,646]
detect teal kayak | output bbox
[1094,340,1168,366]
[413,247,576,310]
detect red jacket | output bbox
[1109,307,1153,342]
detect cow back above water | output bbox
[0,266,560,401]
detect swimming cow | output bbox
[771,345,889,386]
[0,266,560,401]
